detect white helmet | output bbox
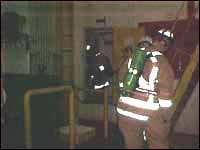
[158,29,174,39]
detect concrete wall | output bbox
[28,2,60,75]
[5,48,30,74]
[61,2,73,83]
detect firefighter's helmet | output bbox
[154,28,174,47]
[157,29,174,39]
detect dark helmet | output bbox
[137,36,153,49]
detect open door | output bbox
[83,28,113,104]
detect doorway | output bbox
[84,27,113,103]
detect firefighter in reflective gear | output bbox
[117,29,175,149]
[85,45,113,90]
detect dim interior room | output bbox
[1,1,199,149]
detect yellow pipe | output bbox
[170,44,199,135]
[24,86,75,149]
[69,89,76,149]
[172,44,199,113]
[104,87,108,139]
[24,93,32,149]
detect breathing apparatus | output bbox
[119,37,153,97]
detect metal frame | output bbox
[24,86,75,149]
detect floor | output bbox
[1,119,199,149]
[170,132,199,149]
[78,119,199,149]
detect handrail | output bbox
[171,44,199,113]
[170,44,199,134]
[24,85,75,149]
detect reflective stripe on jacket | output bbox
[117,51,174,121]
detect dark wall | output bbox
[139,19,199,79]
[4,74,66,148]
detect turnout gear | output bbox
[118,50,163,121]
[85,45,113,90]
[116,34,175,149]
[120,38,153,97]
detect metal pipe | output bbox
[24,85,75,149]
[69,89,76,149]
[172,44,199,112]
[103,87,108,139]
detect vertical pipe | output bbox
[24,93,32,149]
[104,87,108,140]
[69,89,76,149]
